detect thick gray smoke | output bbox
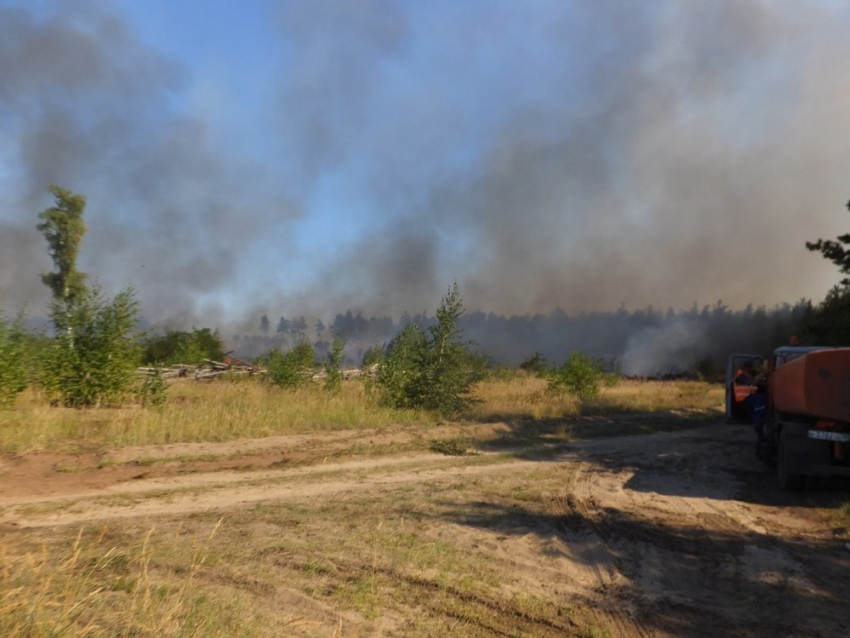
[1,0,849,338]
[273,0,850,317]
[0,1,299,322]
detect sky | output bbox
[1,0,849,333]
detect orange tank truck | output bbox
[728,346,850,490]
[771,348,850,423]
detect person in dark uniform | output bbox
[734,360,767,445]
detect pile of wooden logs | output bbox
[137,359,379,383]
[136,359,262,381]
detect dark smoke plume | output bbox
[272,0,850,318]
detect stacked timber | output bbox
[138,360,379,383]
[136,359,263,381]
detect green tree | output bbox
[807,200,850,284]
[378,283,480,415]
[420,283,479,413]
[803,284,850,346]
[324,336,345,392]
[804,200,850,344]
[35,186,141,407]
[36,186,88,331]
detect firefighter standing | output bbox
[734,360,767,443]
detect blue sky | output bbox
[1,0,849,328]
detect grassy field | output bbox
[0,375,724,454]
[4,376,847,638]
[0,520,258,638]
[0,456,641,638]
[0,375,723,636]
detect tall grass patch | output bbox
[1,376,722,453]
[465,375,723,421]
[0,523,256,638]
[0,380,434,453]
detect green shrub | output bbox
[602,371,621,387]
[429,438,470,456]
[378,323,428,409]
[39,287,141,407]
[548,351,603,400]
[138,367,168,408]
[324,336,345,393]
[265,340,315,389]
[141,327,225,365]
[0,312,31,407]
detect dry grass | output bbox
[0,375,723,454]
[467,375,723,421]
[0,522,258,638]
[0,380,433,453]
[0,478,568,637]
[0,456,652,637]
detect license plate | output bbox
[808,430,850,442]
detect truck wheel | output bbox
[777,429,804,491]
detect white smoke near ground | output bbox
[621,321,709,377]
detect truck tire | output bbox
[776,428,804,491]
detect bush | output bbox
[141,327,225,366]
[39,287,141,407]
[0,312,31,407]
[378,323,428,409]
[548,351,603,400]
[429,437,470,456]
[324,336,345,393]
[519,351,549,376]
[602,371,621,387]
[138,367,168,408]
[265,341,315,389]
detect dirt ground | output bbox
[1,420,848,637]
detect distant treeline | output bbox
[234,287,850,379]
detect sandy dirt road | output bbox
[1,422,848,637]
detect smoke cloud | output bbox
[1,0,849,340]
[274,0,850,317]
[0,1,299,321]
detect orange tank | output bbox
[771,348,850,422]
